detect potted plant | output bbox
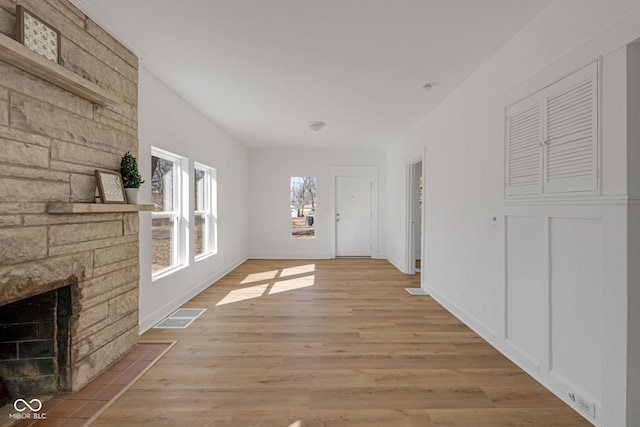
[120,151,144,204]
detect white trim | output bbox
[504,339,541,378]
[542,216,551,382]
[505,207,603,220]
[249,251,331,259]
[505,194,629,206]
[385,256,405,273]
[150,263,187,282]
[428,279,605,424]
[153,146,184,163]
[151,212,176,219]
[426,285,500,343]
[405,154,423,275]
[194,162,217,259]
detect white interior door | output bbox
[336,176,372,257]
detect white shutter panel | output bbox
[543,62,598,193]
[506,96,543,196]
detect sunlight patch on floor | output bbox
[216,284,269,306]
[269,276,315,294]
[280,263,316,278]
[240,270,279,284]
[218,265,317,305]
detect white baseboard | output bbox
[426,284,599,426]
[426,286,499,345]
[138,254,248,333]
[386,256,409,274]
[249,251,331,259]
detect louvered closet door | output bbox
[543,62,598,194]
[506,95,543,196]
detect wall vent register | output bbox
[505,61,598,197]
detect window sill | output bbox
[195,252,216,263]
[152,264,187,282]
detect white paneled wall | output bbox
[506,213,606,410]
[549,217,603,402]
[505,215,547,375]
[386,2,640,425]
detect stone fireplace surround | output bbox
[0,0,140,400]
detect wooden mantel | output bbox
[47,203,154,214]
[0,32,122,106]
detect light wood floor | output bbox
[92,259,590,426]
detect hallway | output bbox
[92,259,589,426]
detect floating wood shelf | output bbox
[47,203,154,214]
[0,32,122,106]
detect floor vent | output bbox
[154,308,206,329]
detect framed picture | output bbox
[94,170,128,204]
[16,5,61,64]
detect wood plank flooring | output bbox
[92,259,590,426]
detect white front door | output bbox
[335,176,372,257]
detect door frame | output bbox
[406,153,424,274]
[329,166,379,259]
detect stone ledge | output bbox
[47,202,154,213]
[0,32,122,106]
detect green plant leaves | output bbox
[120,151,144,188]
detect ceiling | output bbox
[71,0,552,149]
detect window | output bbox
[194,163,217,259]
[505,61,598,197]
[151,148,186,277]
[291,176,316,239]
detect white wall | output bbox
[137,67,250,332]
[386,1,640,426]
[627,41,640,425]
[248,148,386,259]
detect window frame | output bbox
[194,162,217,260]
[151,147,187,280]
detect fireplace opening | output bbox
[0,286,72,406]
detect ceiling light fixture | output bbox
[307,121,326,132]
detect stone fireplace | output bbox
[0,0,140,402]
[0,285,72,397]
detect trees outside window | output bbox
[194,163,217,258]
[291,176,316,239]
[151,148,186,277]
